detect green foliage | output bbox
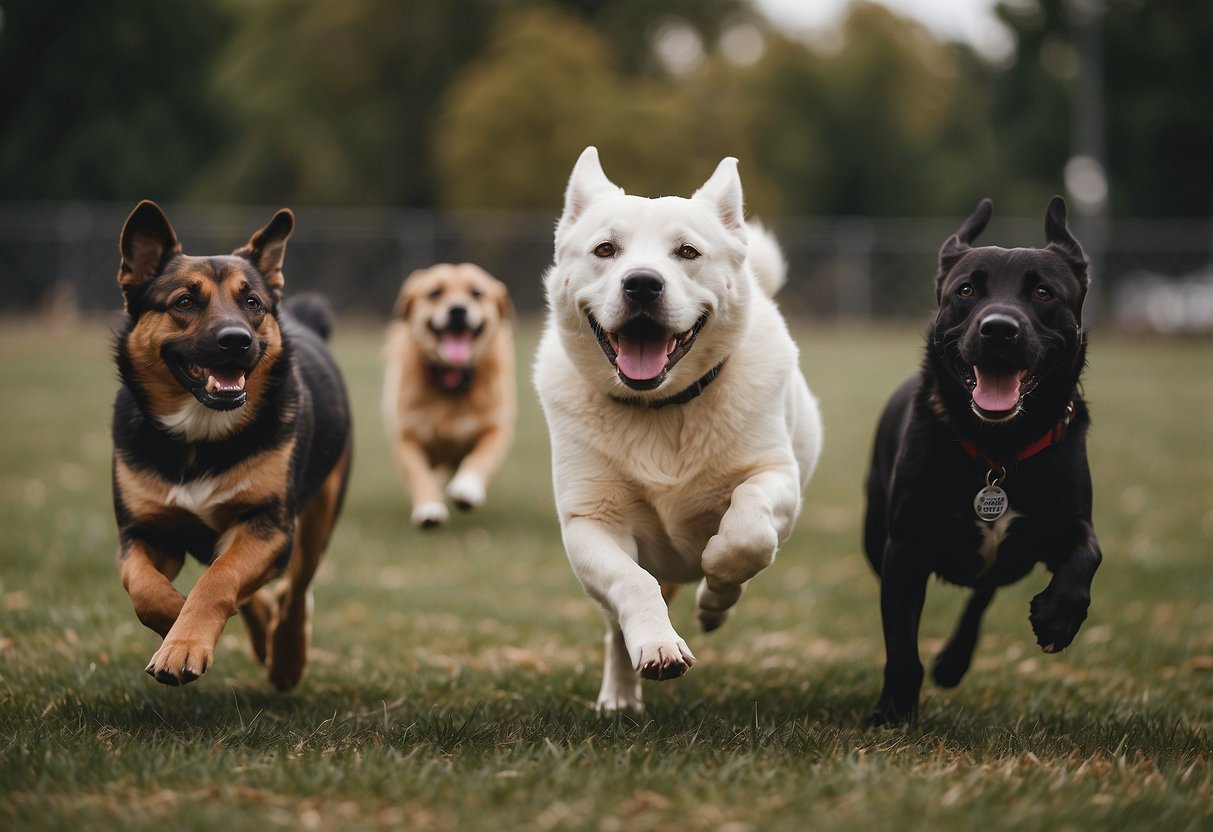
[0,0,233,201]
[193,0,496,207]
[0,319,1211,830]
[0,0,1207,216]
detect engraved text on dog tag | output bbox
[973,484,1008,522]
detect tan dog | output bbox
[382,263,516,527]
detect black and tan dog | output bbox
[863,196,1101,725]
[111,200,352,690]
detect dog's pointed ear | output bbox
[234,209,294,302]
[693,157,745,232]
[1044,195,1089,285]
[118,200,181,303]
[937,198,993,298]
[559,147,622,231]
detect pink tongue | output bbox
[210,368,244,390]
[972,367,1023,412]
[439,332,473,366]
[615,332,677,381]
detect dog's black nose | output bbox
[623,271,664,306]
[216,326,253,352]
[979,313,1019,343]
[447,305,468,331]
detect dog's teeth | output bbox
[206,375,218,393]
[237,374,246,390]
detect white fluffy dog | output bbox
[534,147,823,711]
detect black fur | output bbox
[113,287,350,575]
[863,197,1102,726]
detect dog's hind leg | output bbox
[267,445,351,691]
[239,589,275,666]
[932,585,996,688]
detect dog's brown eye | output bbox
[428,287,443,299]
[245,296,261,310]
[1033,286,1053,301]
[174,295,194,310]
[593,242,616,258]
[470,288,483,299]
[957,283,975,299]
[677,244,701,260]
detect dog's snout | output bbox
[447,305,469,330]
[216,325,253,353]
[978,313,1020,343]
[622,271,664,306]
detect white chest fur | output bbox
[975,508,1021,572]
[164,475,251,529]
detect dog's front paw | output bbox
[412,501,449,529]
[1029,586,1090,653]
[145,638,213,686]
[635,639,695,681]
[446,473,486,511]
[865,697,915,728]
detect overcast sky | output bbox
[755,0,1013,59]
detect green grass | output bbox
[1,317,1211,831]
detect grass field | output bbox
[1,316,1210,831]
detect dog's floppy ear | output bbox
[936,198,993,299]
[490,274,515,323]
[558,146,623,231]
[693,157,745,233]
[118,200,181,304]
[1044,196,1089,285]
[234,209,294,302]
[393,268,428,321]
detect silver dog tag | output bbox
[973,485,1008,522]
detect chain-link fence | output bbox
[2,202,1209,330]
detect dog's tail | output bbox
[283,293,336,341]
[746,221,788,298]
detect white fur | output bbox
[534,147,823,711]
[157,400,246,443]
[976,508,1021,572]
[165,475,252,530]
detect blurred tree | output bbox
[1100,0,1212,217]
[193,0,496,206]
[435,2,992,217]
[558,0,754,76]
[432,5,777,213]
[739,4,995,216]
[0,0,232,201]
[991,0,1212,217]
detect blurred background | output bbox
[0,0,1209,329]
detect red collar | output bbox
[960,402,1074,470]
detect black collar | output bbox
[427,363,475,394]
[610,360,727,410]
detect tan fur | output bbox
[381,263,516,527]
[112,201,349,690]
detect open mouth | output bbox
[170,360,249,411]
[962,363,1037,422]
[587,311,708,391]
[429,321,484,367]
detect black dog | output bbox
[863,196,1101,726]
